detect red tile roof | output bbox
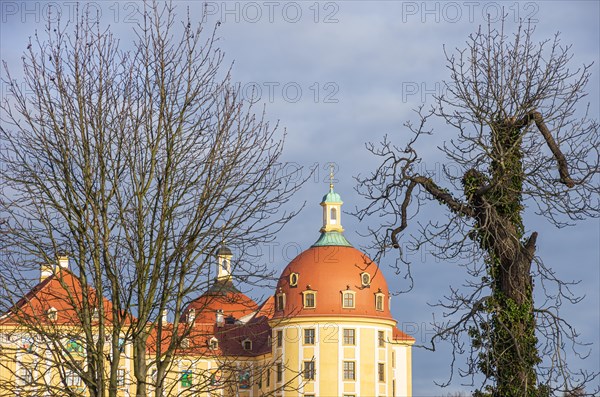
[393,326,416,343]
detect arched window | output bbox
[242,339,252,351]
[375,292,385,311]
[330,207,337,224]
[209,337,218,350]
[275,290,286,311]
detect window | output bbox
[118,338,125,353]
[277,330,283,347]
[187,308,196,323]
[66,365,82,387]
[276,291,286,311]
[19,367,33,384]
[378,331,385,347]
[378,363,385,382]
[209,370,222,386]
[393,379,396,397]
[361,272,371,287]
[375,292,385,311]
[304,328,315,345]
[303,361,315,380]
[342,291,355,308]
[209,337,218,350]
[303,291,316,308]
[66,339,84,353]
[239,370,251,389]
[117,368,125,386]
[47,307,58,321]
[343,329,355,345]
[343,361,355,380]
[21,336,34,352]
[181,338,190,349]
[266,368,271,387]
[289,272,299,287]
[276,362,283,382]
[180,370,192,388]
[242,339,252,351]
[330,208,337,223]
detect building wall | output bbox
[270,316,413,397]
[1,320,412,397]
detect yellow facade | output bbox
[0,185,414,396]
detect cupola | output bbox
[216,245,233,281]
[313,165,352,247]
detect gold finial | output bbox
[329,163,335,190]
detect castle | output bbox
[0,184,414,396]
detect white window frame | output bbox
[343,328,355,345]
[302,290,317,308]
[342,290,356,309]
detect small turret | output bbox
[216,245,233,281]
[313,164,352,247]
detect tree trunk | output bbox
[468,122,544,396]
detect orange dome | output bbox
[273,245,393,320]
[183,280,258,324]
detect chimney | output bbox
[40,264,54,282]
[58,255,69,269]
[216,309,224,327]
[188,308,196,324]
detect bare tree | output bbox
[0,2,303,397]
[356,21,599,396]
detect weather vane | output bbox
[329,162,335,189]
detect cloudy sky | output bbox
[1,1,598,395]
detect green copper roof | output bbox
[322,188,342,203]
[312,231,353,247]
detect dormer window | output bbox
[188,308,196,323]
[209,337,218,350]
[302,289,316,309]
[375,289,385,311]
[47,307,57,322]
[341,289,356,309]
[242,339,252,351]
[360,272,371,287]
[275,290,286,311]
[289,272,299,287]
[181,338,190,349]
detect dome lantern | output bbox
[320,164,344,233]
[215,244,233,281]
[313,164,352,247]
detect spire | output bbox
[321,163,343,233]
[329,162,335,190]
[312,164,352,247]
